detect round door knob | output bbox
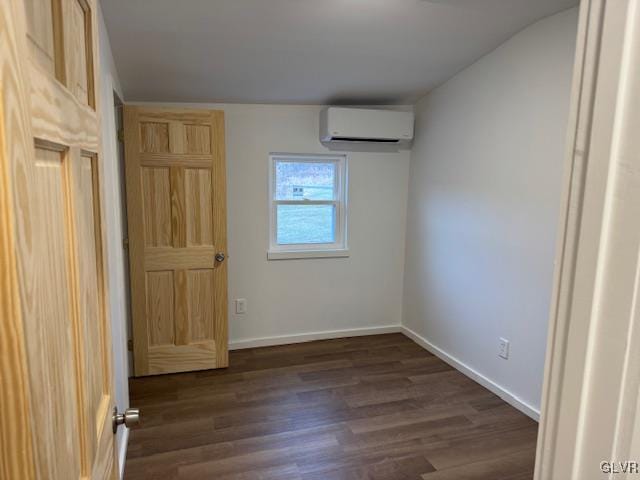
[215,252,226,263]
[112,407,141,433]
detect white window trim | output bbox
[267,153,349,260]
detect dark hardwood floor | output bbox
[124,333,538,480]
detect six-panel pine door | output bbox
[0,0,117,478]
[123,106,228,376]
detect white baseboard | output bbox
[400,326,540,421]
[118,428,129,479]
[229,325,402,350]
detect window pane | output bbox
[275,161,335,200]
[277,204,335,244]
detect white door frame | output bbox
[535,0,640,478]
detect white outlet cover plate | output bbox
[499,338,510,359]
[235,298,247,314]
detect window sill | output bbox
[267,249,350,260]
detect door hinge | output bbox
[127,339,133,351]
[123,237,129,249]
[117,128,125,143]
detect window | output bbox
[268,154,348,260]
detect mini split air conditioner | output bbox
[320,107,414,145]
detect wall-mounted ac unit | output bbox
[320,107,414,144]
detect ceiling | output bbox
[101,0,577,105]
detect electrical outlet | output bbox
[235,298,247,314]
[499,338,510,360]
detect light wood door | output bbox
[123,106,228,376]
[0,0,117,479]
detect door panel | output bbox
[185,168,213,246]
[184,124,211,154]
[69,152,111,464]
[124,107,228,376]
[67,0,90,104]
[24,0,56,74]
[141,167,172,247]
[0,0,117,477]
[188,269,215,341]
[147,270,176,346]
[31,145,83,480]
[140,122,170,153]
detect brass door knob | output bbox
[112,407,141,433]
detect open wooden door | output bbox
[123,106,228,376]
[0,0,120,478]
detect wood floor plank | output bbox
[124,334,538,480]
[421,449,535,480]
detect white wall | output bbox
[98,4,130,476]
[225,105,411,345]
[136,102,412,346]
[402,8,578,416]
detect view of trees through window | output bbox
[275,161,337,244]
